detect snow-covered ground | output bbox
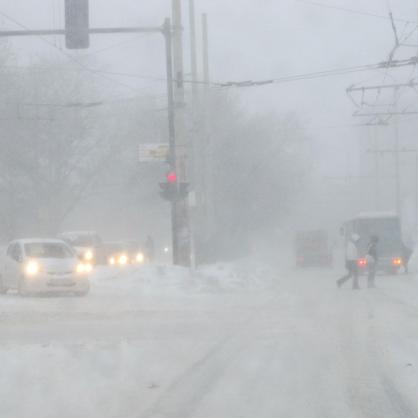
[1,262,418,418]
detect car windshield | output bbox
[24,243,75,259]
[357,218,402,255]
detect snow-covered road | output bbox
[1,264,418,418]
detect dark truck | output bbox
[295,230,333,268]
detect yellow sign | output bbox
[138,144,169,162]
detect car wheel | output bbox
[0,275,8,294]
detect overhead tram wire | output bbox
[0,9,146,92]
[1,9,416,95]
[294,0,416,24]
[1,9,412,92]
[218,59,418,89]
[0,10,220,91]
[81,34,148,58]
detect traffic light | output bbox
[166,171,178,184]
[159,172,189,202]
[65,0,90,49]
[159,182,178,202]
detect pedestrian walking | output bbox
[366,235,379,288]
[337,233,360,290]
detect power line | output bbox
[0,9,142,92]
[2,9,416,94]
[0,61,219,88]
[347,80,418,93]
[81,34,147,58]
[295,0,415,24]
[219,58,418,88]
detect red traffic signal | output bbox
[166,171,178,184]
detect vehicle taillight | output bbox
[392,257,403,266]
[358,258,367,267]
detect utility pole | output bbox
[416,156,418,222]
[189,0,198,105]
[372,126,380,210]
[188,0,202,267]
[172,0,192,267]
[201,12,213,237]
[162,18,179,265]
[394,114,401,216]
[172,0,185,106]
[202,14,210,87]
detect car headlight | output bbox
[108,256,116,265]
[118,254,128,265]
[25,261,41,276]
[76,263,93,274]
[136,252,145,264]
[84,249,94,261]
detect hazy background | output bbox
[0,0,417,255]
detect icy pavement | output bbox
[1,263,418,418]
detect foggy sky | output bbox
[0,0,418,195]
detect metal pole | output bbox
[0,27,162,37]
[394,115,401,216]
[188,0,199,269]
[416,156,418,223]
[172,0,192,267]
[172,0,185,105]
[201,12,214,243]
[373,126,380,210]
[163,18,179,265]
[202,14,210,85]
[189,0,198,105]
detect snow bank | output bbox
[91,260,279,294]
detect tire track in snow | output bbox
[365,292,418,418]
[338,293,417,418]
[136,293,284,418]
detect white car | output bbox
[0,239,91,296]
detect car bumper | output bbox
[358,257,403,274]
[22,274,90,294]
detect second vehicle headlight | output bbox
[136,252,145,264]
[118,254,128,265]
[84,249,94,262]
